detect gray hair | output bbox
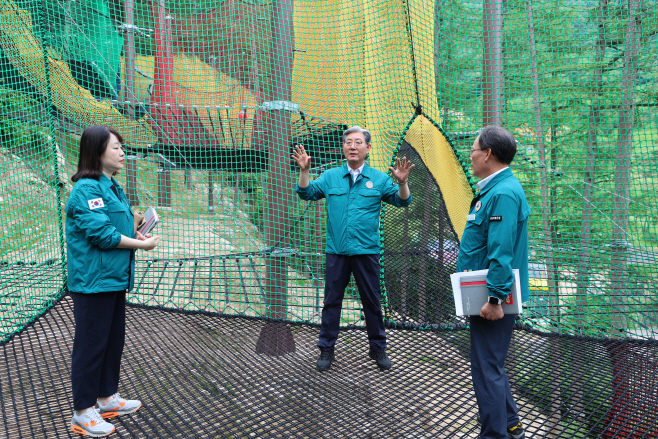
[477,125,517,164]
[342,126,371,144]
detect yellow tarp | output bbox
[292,0,440,170]
[404,116,473,240]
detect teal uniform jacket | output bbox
[456,168,531,302]
[296,163,412,255]
[65,174,135,294]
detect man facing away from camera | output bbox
[457,125,531,439]
[294,126,414,371]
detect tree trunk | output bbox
[526,2,564,432]
[483,0,503,126]
[576,0,607,331]
[565,0,609,422]
[249,2,262,97]
[609,0,640,336]
[255,0,296,356]
[526,0,558,319]
[433,0,443,81]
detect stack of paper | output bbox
[450,269,523,316]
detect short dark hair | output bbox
[71,125,123,182]
[477,125,517,164]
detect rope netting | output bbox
[1,0,657,437]
[3,295,658,438]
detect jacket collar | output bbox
[342,162,373,179]
[478,167,513,196]
[98,173,117,188]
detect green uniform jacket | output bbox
[296,163,412,255]
[456,168,531,302]
[65,174,135,294]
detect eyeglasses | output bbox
[469,147,489,157]
[344,140,365,146]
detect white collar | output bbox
[348,164,365,175]
[476,167,508,190]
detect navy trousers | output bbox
[470,314,520,439]
[318,254,387,352]
[70,291,126,411]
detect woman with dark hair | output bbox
[66,125,160,437]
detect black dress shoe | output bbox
[368,349,392,370]
[317,349,335,371]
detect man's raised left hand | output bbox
[389,157,415,184]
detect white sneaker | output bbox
[98,393,142,419]
[71,408,115,437]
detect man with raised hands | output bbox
[294,126,414,372]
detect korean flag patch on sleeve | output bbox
[88,198,105,210]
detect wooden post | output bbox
[255,0,296,356]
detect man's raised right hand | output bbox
[293,144,311,171]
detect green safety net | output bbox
[1,0,657,437]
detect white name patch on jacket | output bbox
[88,198,105,210]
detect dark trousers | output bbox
[71,291,126,411]
[470,314,519,439]
[318,254,386,352]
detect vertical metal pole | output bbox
[185,167,194,189]
[157,157,171,207]
[125,156,140,206]
[483,0,503,126]
[208,171,215,214]
[58,120,67,159]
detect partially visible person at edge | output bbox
[294,126,414,372]
[456,125,530,439]
[66,125,161,437]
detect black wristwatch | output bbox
[488,296,502,306]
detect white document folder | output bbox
[450,269,523,316]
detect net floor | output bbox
[1,296,656,438]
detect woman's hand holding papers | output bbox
[118,232,161,251]
[135,231,160,251]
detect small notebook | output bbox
[137,207,159,235]
[450,269,523,316]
